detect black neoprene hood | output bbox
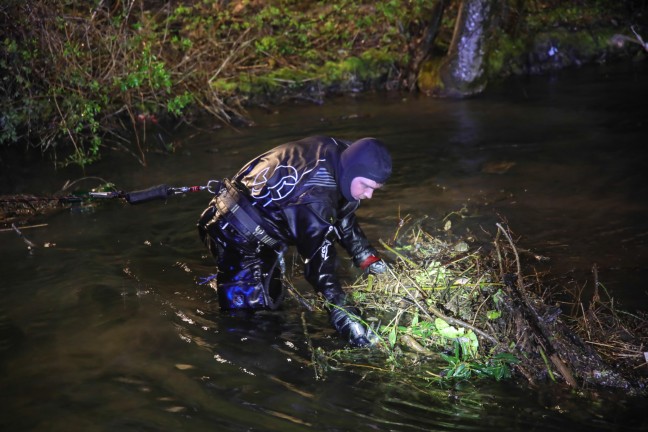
[339,137,392,201]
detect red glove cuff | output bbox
[359,255,381,271]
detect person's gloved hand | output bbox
[329,304,377,347]
[359,254,388,275]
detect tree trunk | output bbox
[418,0,495,97]
[441,0,494,95]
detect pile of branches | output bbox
[333,216,647,395]
[0,194,66,228]
[0,178,111,229]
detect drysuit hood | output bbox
[338,137,392,201]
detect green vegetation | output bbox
[0,0,639,168]
[1,0,438,167]
[338,220,524,384]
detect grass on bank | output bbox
[1,0,434,168]
[1,0,638,168]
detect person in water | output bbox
[197,135,392,347]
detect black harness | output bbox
[214,179,280,249]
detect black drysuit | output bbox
[198,136,381,345]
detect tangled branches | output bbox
[331,216,647,394]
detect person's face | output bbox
[350,176,382,200]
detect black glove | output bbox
[359,255,388,275]
[329,304,376,347]
[365,258,388,275]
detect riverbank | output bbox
[1,1,645,168]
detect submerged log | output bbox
[492,224,645,393]
[498,273,636,390]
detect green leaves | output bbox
[388,326,397,347]
[118,45,172,92]
[434,318,479,358]
[487,310,502,320]
[440,340,519,381]
[167,92,194,117]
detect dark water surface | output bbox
[2,62,647,431]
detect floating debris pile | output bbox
[329,217,647,395]
[0,179,116,229]
[0,194,68,227]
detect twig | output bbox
[630,25,648,51]
[493,227,504,277]
[391,210,411,242]
[11,223,37,249]
[379,239,419,268]
[496,223,523,290]
[496,223,578,388]
[59,176,113,193]
[286,283,314,312]
[208,28,254,83]
[592,263,600,304]
[301,312,321,380]
[538,345,557,382]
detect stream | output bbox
[1,61,647,431]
